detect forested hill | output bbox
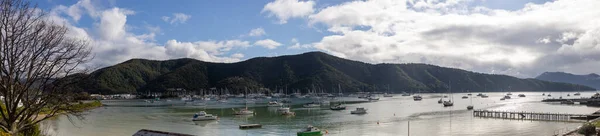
[536,72,600,89]
[72,52,594,94]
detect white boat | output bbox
[267,101,283,107]
[507,92,512,95]
[279,108,295,116]
[413,95,423,101]
[192,111,218,121]
[476,93,483,96]
[383,93,393,97]
[443,100,453,107]
[233,108,254,115]
[480,94,489,98]
[350,107,368,114]
[574,92,581,96]
[401,92,410,96]
[277,107,290,112]
[504,95,511,99]
[330,104,346,110]
[297,125,322,136]
[467,94,474,110]
[368,96,380,101]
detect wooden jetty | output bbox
[239,124,262,129]
[473,110,600,122]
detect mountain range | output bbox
[69,52,594,94]
[536,72,600,89]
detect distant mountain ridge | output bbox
[536,72,600,89]
[71,52,594,94]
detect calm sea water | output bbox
[40,92,600,136]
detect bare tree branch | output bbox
[0,0,91,135]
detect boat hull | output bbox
[297,131,322,136]
[192,117,218,121]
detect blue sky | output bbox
[36,0,600,78]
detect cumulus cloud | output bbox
[254,39,282,49]
[248,28,266,37]
[288,38,312,49]
[161,13,191,24]
[262,0,315,24]
[48,2,246,68]
[307,0,600,77]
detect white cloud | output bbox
[53,0,97,22]
[231,53,245,58]
[254,39,282,49]
[48,2,247,68]
[162,13,191,25]
[262,0,315,24]
[248,28,266,37]
[307,0,600,77]
[288,38,312,49]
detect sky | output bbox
[36,0,600,78]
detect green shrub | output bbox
[578,123,597,136]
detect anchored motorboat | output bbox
[192,111,218,121]
[351,107,368,114]
[297,125,322,136]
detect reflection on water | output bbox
[41,91,600,136]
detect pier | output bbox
[473,110,600,122]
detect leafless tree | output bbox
[0,0,91,135]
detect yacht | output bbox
[504,95,511,99]
[462,96,468,99]
[233,108,254,115]
[567,94,571,96]
[467,105,474,110]
[507,92,512,95]
[280,108,295,116]
[192,111,218,121]
[467,94,474,110]
[267,101,283,107]
[303,102,321,108]
[480,94,489,98]
[367,96,380,101]
[383,93,393,97]
[518,94,526,97]
[401,92,411,96]
[438,98,443,103]
[500,98,505,100]
[413,95,423,101]
[476,93,483,96]
[330,104,346,110]
[443,100,453,107]
[351,107,368,114]
[467,93,472,96]
[297,125,322,136]
[574,92,581,96]
[277,107,290,112]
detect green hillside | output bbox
[74,52,594,94]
